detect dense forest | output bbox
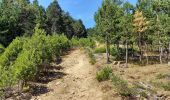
[0,0,170,99]
[0,0,87,47]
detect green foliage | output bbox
[79,38,95,48]
[110,47,125,60]
[111,73,128,94]
[0,26,71,93]
[94,47,106,53]
[71,37,95,48]
[86,47,96,65]
[156,73,170,79]
[0,0,87,47]
[110,73,136,97]
[46,0,64,34]
[96,67,112,82]
[12,27,70,83]
[72,19,87,38]
[71,37,79,47]
[162,82,170,91]
[0,38,25,68]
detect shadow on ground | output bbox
[37,71,67,84]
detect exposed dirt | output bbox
[31,49,103,100]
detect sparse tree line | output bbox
[0,0,87,47]
[94,0,170,65]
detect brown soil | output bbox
[31,49,103,100]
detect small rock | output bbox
[168,62,170,66]
[56,82,61,86]
[71,91,75,95]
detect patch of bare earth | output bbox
[31,49,103,100]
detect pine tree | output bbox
[62,12,75,39]
[133,10,149,63]
[0,0,21,46]
[121,2,134,67]
[95,0,122,63]
[46,0,64,34]
[32,0,46,29]
[72,19,87,38]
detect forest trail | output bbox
[32,49,103,100]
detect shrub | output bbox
[96,67,112,82]
[162,82,170,91]
[85,47,96,65]
[111,73,129,94]
[0,26,71,93]
[0,37,25,68]
[156,73,170,79]
[79,38,95,48]
[110,73,138,97]
[94,47,106,53]
[71,37,79,47]
[110,46,126,60]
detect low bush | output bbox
[156,73,170,79]
[85,47,96,65]
[111,73,130,95]
[0,37,25,68]
[94,47,106,53]
[162,82,170,91]
[71,37,79,47]
[110,46,125,60]
[0,26,71,95]
[79,38,95,48]
[96,67,112,82]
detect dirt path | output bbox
[32,49,103,100]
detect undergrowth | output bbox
[96,67,112,82]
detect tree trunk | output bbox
[125,38,128,68]
[160,44,163,64]
[168,43,170,60]
[106,36,110,64]
[18,80,24,94]
[145,42,149,65]
[139,32,142,62]
[126,40,128,68]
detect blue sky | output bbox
[30,0,137,28]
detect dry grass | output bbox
[95,55,170,99]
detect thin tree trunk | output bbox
[106,36,110,64]
[156,14,162,64]
[160,44,163,64]
[125,38,128,68]
[18,80,24,94]
[169,43,170,60]
[139,32,142,62]
[145,42,149,65]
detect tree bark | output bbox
[18,80,24,94]
[168,43,170,60]
[160,43,163,64]
[139,32,142,62]
[125,38,128,68]
[145,42,149,65]
[106,35,110,64]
